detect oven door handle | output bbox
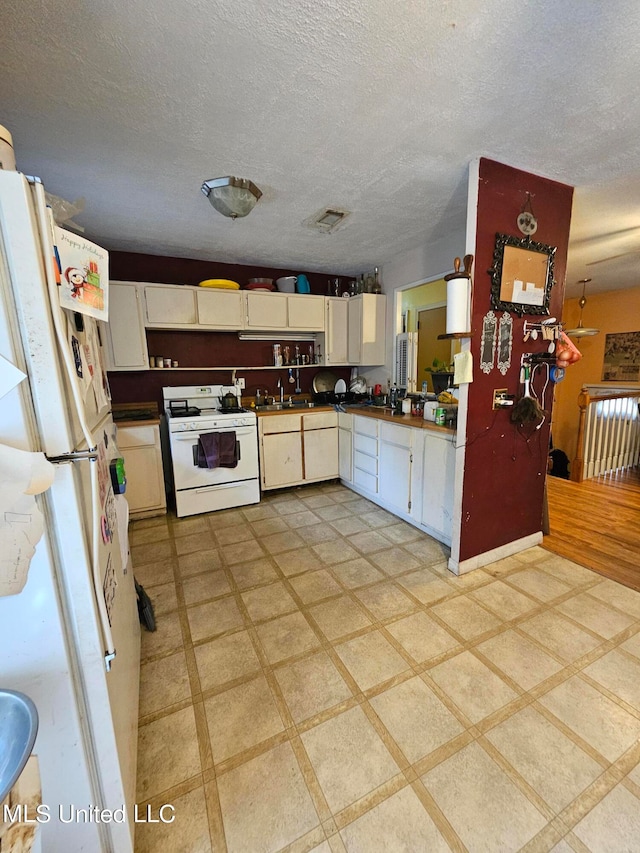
[172,428,255,440]
[195,482,247,494]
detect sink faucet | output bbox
[277,377,284,403]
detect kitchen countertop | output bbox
[344,405,455,433]
[113,402,161,428]
[253,402,455,433]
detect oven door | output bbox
[170,425,259,490]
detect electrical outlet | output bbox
[493,388,509,409]
[236,378,246,389]
[493,389,515,409]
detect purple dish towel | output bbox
[197,432,238,469]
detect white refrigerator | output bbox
[0,170,140,851]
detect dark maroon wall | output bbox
[109,251,346,295]
[107,252,351,409]
[459,159,573,562]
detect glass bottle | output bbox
[372,266,382,294]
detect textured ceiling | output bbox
[1,0,639,297]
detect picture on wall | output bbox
[489,233,556,317]
[601,331,640,382]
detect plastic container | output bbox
[275,276,296,293]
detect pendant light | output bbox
[565,278,600,337]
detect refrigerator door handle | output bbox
[47,450,99,463]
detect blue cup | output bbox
[296,274,310,294]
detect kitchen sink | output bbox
[0,689,38,802]
[255,402,316,411]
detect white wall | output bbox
[359,229,466,388]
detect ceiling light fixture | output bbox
[201,176,262,219]
[565,278,600,337]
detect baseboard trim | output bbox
[448,531,543,575]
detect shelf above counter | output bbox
[146,364,323,372]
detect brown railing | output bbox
[572,386,640,482]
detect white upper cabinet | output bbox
[348,294,386,365]
[102,282,149,371]
[325,297,349,365]
[196,289,244,328]
[245,292,288,328]
[287,294,325,330]
[144,284,197,326]
[245,291,325,331]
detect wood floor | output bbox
[544,466,640,591]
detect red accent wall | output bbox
[459,159,574,562]
[107,252,351,409]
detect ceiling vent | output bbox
[306,207,350,233]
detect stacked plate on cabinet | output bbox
[246,278,274,291]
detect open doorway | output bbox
[398,277,457,393]
[417,306,451,392]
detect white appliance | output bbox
[0,171,140,851]
[163,385,259,517]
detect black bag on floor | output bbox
[135,579,156,632]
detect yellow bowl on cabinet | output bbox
[198,279,240,289]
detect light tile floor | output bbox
[130,482,640,853]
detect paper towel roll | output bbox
[446,277,470,334]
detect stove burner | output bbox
[169,401,201,418]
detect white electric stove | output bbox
[163,385,259,517]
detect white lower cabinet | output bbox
[343,415,454,545]
[352,416,378,494]
[379,422,412,516]
[259,411,338,490]
[421,431,455,543]
[261,432,303,488]
[117,424,167,518]
[338,412,353,482]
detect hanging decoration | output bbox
[517,192,538,236]
[480,311,497,374]
[497,312,513,376]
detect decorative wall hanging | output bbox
[517,193,538,236]
[489,232,556,317]
[497,312,513,375]
[480,311,497,374]
[601,331,640,382]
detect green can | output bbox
[435,407,446,426]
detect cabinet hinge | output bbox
[410,452,413,463]
[408,500,412,511]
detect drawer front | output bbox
[354,449,377,475]
[354,416,378,437]
[353,432,378,457]
[117,425,157,448]
[354,467,377,494]
[380,421,413,448]
[338,412,352,429]
[260,413,302,434]
[302,411,338,430]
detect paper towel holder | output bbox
[439,254,473,339]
